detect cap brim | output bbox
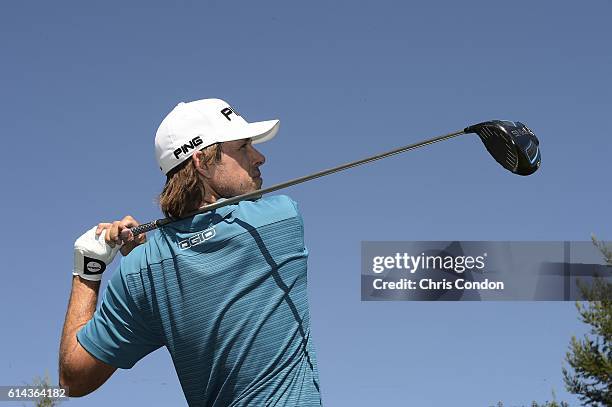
[248,119,280,144]
[211,119,280,146]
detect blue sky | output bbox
[1,0,611,405]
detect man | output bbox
[59,99,322,406]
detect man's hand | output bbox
[73,216,145,282]
[97,215,146,256]
[73,227,122,282]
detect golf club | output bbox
[128,120,541,237]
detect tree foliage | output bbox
[531,401,570,407]
[493,399,569,407]
[24,372,63,407]
[561,236,612,406]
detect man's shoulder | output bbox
[246,194,299,210]
[114,195,303,267]
[233,194,301,225]
[115,235,167,277]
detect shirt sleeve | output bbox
[76,265,163,369]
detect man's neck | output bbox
[200,195,218,207]
[200,182,220,207]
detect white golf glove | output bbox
[73,226,121,282]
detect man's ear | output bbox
[192,151,212,178]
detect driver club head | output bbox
[464,120,541,176]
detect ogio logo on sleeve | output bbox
[178,227,216,250]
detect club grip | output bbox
[130,221,158,237]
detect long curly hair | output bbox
[158,143,222,218]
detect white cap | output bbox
[155,98,280,175]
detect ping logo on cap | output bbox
[221,107,240,121]
[173,136,204,159]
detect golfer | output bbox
[59,99,322,406]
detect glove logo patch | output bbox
[84,256,106,275]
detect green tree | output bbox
[23,372,63,407]
[493,398,569,407]
[561,236,612,406]
[531,401,570,407]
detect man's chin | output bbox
[234,180,263,200]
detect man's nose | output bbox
[250,145,266,167]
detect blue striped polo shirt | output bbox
[77,195,321,406]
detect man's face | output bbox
[206,138,266,198]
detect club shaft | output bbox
[130,129,466,236]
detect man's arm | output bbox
[59,217,143,396]
[59,276,117,396]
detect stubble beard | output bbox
[216,177,260,199]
